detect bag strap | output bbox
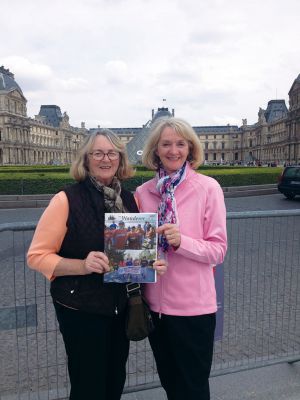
[126,282,141,298]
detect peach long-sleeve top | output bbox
[27,191,69,280]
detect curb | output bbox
[223,185,278,198]
[0,185,278,209]
[0,194,53,209]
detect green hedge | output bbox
[0,167,282,195]
[0,165,70,174]
[0,178,74,195]
[199,172,280,187]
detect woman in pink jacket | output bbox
[135,117,227,400]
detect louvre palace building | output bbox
[0,65,299,166]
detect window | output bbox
[221,153,225,160]
[213,142,217,149]
[221,142,225,150]
[235,152,238,161]
[205,142,208,150]
[213,153,216,161]
[284,167,300,178]
[205,153,208,161]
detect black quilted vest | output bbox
[50,178,139,315]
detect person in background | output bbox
[104,224,116,250]
[144,224,156,249]
[112,220,128,249]
[127,226,143,249]
[27,129,167,400]
[135,117,227,400]
[125,256,133,266]
[140,256,149,267]
[136,224,145,246]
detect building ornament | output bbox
[0,67,299,166]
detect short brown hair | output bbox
[142,117,204,170]
[70,129,135,181]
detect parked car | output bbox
[278,165,300,199]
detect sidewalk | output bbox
[122,361,300,400]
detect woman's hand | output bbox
[153,258,168,275]
[157,223,181,249]
[83,251,110,274]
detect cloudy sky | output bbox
[1,0,299,128]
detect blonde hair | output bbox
[70,129,135,181]
[142,117,204,170]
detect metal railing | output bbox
[0,210,299,399]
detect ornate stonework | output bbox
[0,66,87,165]
[0,66,299,166]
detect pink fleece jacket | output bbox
[135,163,227,316]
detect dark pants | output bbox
[149,312,216,400]
[54,302,129,400]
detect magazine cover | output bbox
[104,212,158,283]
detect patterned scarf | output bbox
[89,175,127,212]
[156,162,187,253]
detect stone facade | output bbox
[230,76,299,165]
[0,65,299,166]
[194,125,242,164]
[286,75,300,164]
[102,75,300,166]
[0,66,87,165]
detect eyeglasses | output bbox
[89,150,120,161]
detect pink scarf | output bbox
[156,162,186,253]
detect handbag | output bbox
[125,282,154,341]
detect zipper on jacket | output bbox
[159,267,163,319]
[158,251,166,319]
[55,300,79,311]
[114,285,119,315]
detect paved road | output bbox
[0,193,299,398]
[225,192,300,212]
[1,193,300,224]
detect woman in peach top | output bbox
[27,129,166,400]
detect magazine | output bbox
[104,212,158,283]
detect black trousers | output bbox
[54,302,129,400]
[149,312,216,400]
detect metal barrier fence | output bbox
[0,210,299,399]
